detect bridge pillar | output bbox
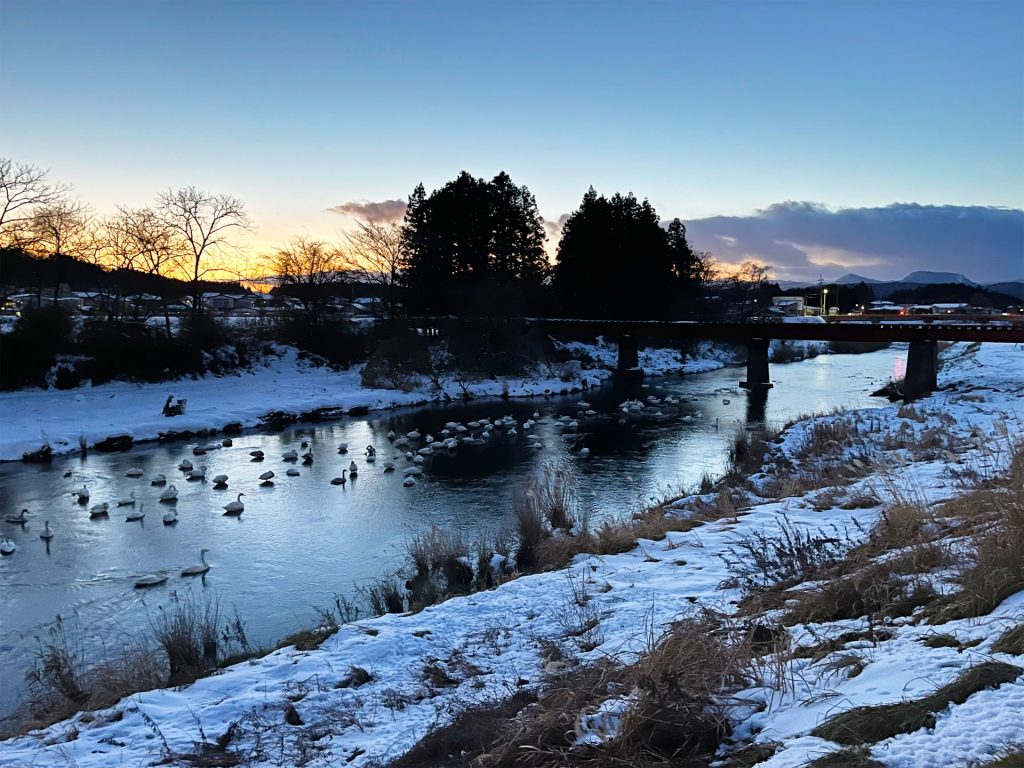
[904,339,938,399]
[614,335,643,382]
[740,338,773,390]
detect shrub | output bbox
[360,330,432,390]
[276,317,368,368]
[0,305,72,389]
[151,593,223,685]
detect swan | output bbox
[403,466,423,476]
[417,446,433,456]
[337,442,348,454]
[162,509,178,525]
[117,492,136,507]
[393,437,409,448]
[259,470,275,486]
[5,508,28,524]
[182,549,211,576]
[722,399,731,405]
[425,434,434,444]
[222,438,233,447]
[300,441,309,449]
[125,504,145,522]
[286,467,300,477]
[212,474,228,486]
[579,447,591,458]
[249,449,264,458]
[0,539,15,555]
[387,430,396,441]
[407,430,421,440]
[413,455,425,465]
[151,474,167,485]
[134,572,168,588]
[382,460,396,471]
[330,470,347,486]
[349,461,358,476]
[282,449,298,461]
[223,493,245,514]
[302,451,314,465]
[403,476,416,487]
[159,484,178,502]
[187,465,206,481]
[63,470,72,478]
[365,445,376,457]
[73,485,90,503]
[125,468,144,478]
[192,445,206,456]
[40,521,54,540]
[529,441,543,449]
[178,459,193,472]
[89,502,109,517]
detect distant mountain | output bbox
[833,273,881,285]
[901,271,978,286]
[985,281,1024,301]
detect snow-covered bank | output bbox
[2,341,1022,767]
[0,341,728,463]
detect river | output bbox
[0,346,906,718]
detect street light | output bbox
[822,288,829,316]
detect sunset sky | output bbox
[3,0,1022,282]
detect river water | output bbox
[0,347,906,717]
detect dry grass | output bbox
[151,593,223,685]
[992,623,1024,656]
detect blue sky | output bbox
[3,0,1022,280]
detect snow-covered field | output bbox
[1,341,1022,767]
[0,341,729,463]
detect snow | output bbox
[1,341,1021,767]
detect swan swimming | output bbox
[186,466,206,481]
[5,508,28,524]
[159,484,178,502]
[182,549,211,576]
[125,503,145,522]
[40,521,54,540]
[134,572,168,588]
[223,493,245,515]
[117,492,136,507]
[286,467,300,477]
[349,461,358,476]
[259,470,275,486]
[178,459,193,472]
[151,474,167,485]
[282,449,298,461]
[337,442,348,453]
[0,539,15,555]
[249,449,265,458]
[162,509,178,525]
[382,460,396,471]
[212,474,228,486]
[89,503,109,517]
[125,468,144,478]
[73,485,90,503]
[403,476,416,487]
[330,470,347,486]
[302,451,314,465]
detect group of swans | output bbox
[4,508,54,544]
[135,548,211,588]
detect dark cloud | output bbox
[684,202,1024,283]
[327,199,406,223]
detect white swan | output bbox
[259,470,274,485]
[223,493,245,515]
[162,509,178,525]
[125,468,144,478]
[249,449,264,459]
[125,504,145,522]
[134,572,168,588]
[349,461,358,476]
[365,445,376,457]
[178,459,193,472]
[407,430,421,440]
[159,484,178,502]
[337,442,348,454]
[286,467,300,477]
[579,447,591,458]
[387,430,396,441]
[117,492,136,507]
[403,466,423,476]
[382,460,396,472]
[0,539,15,555]
[151,474,166,485]
[282,449,298,461]
[5,508,28,524]
[413,455,425,465]
[212,474,228,486]
[186,465,206,481]
[330,470,347,486]
[73,485,90,502]
[89,503,109,517]
[40,521,54,540]
[182,549,211,576]
[403,475,416,487]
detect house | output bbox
[202,292,254,311]
[770,296,804,316]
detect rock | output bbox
[222,422,243,435]
[94,434,133,452]
[284,703,303,726]
[22,444,53,463]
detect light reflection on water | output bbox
[0,346,906,716]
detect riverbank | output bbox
[1,341,1021,767]
[0,341,728,463]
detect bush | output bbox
[277,317,368,368]
[151,593,223,685]
[0,305,73,389]
[360,330,432,390]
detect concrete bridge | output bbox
[530,318,1023,399]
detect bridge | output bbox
[407,316,1024,400]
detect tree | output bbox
[27,198,97,302]
[265,236,347,327]
[400,171,548,314]
[157,187,250,318]
[553,188,676,319]
[720,260,773,321]
[344,219,407,320]
[0,158,70,247]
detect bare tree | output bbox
[265,236,348,327]
[157,187,250,318]
[343,219,407,320]
[0,158,71,247]
[27,198,96,302]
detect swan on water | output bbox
[382,460,396,471]
[403,476,416,487]
[187,466,206,481]
[413,455,425,464]
[407,430,421,440]
[349,461,358,476]
[212,474,228,486]
[222,438,233,447]
[417,446,433,456]
[125,504,145,522]
[178,459,193,472]
[182,549,211,576]
[337,442,348,454]
[89,503,109,517]
[366,445,376,457]
[223,493,245,514]
[386,430,396,441]
[300,441,309,449]
[73,485,90,502]
[192,445,206,456]
[579,447,591,458]
[283,449,298,461]
[117,492,136,507]
[5,508,28,524]
[63,470,72,478]
[40,521,54,540]
[159,484,178,502]
[125,468,144,478]
[259,470,274,486]
[0,539,15,555]
[330,470,348,486]
[722,398,731,405]
[425,434,434,444]
[249,449,264,458]
[403,466,423,476]
[162,509,178,525]
[151,474,167,485]
[134,572,168,588]
[302,451,314,465]
[286,467,300,477]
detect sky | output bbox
[2,0,1022,282]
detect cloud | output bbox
[327,199,406,223]
[683,202,1024,283]
[544,213,571,242]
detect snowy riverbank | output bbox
[1,341,1022,767]
[0,341,731,463]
